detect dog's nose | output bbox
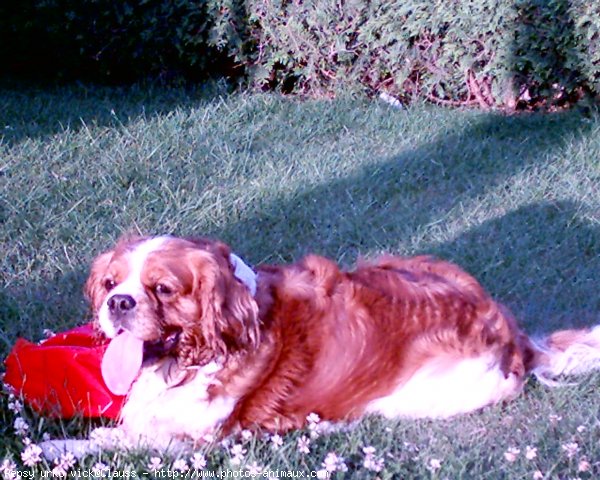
[107,294,136,316]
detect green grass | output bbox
[1,82,600,478]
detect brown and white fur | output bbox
[47,235,600,454]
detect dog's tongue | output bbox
[101,330,144,396]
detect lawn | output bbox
[1,81,600,478]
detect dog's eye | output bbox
[155,283,173,296]
[104,279,116,292]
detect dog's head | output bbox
[85,236,259,367]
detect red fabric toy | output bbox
[4,324,125,419]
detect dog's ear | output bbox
[84,250,114,311]
[189,243,260,358]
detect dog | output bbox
[46,235,600,454]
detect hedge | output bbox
[1,0,599,108]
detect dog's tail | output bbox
[530,325,600,385]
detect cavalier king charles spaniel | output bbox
[70,235,600,451]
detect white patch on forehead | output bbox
[128,236,171,274]
[98,236,170,338]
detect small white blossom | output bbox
[190,453,207,470]
[56,452,76,471]
[306,412,321,424]
[362,446,384,472]
[427,458,442,473]
[533,471,544,480]
[7,399,22,414]
[363,446,376,456]
[525,446,538,460]
[241,430,253,441]
[271,434,283,450]
[576,425,586,433]
[578,457,591,472]
[21,444,42,467]
[52,454,74,479]
[229,444,247,466]
[364,456,385,472]
[147,457,164,470]
[43,329,56,338]
[322,452,347,472]
[549,414,562,424]
[172,458,189,472]
[220,437,232,449]
[504,447,520,463]
[13,417,29,436]
[297,435,310,454]
[202,433,215,443]
[0,459,17,478]
[561,442,579,459]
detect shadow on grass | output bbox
[434,200,600,332]
[219,110,593,258]
[0,80,225,146]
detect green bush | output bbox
[230,0,599,108]
[1,0,598,108]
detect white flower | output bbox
[56,452,75,471]
[549,414,562,424]
[7,399,22,414]
[220,437,232,449]
[271,434,283,450]
[172,459,189,472]
[362,446,384,472]
[504,447,520,462]
[533,471,543,480]
[561,442,579,459]
[229,444,247,466]
[13,417,29,436]
[322,452,347,472]
[427,458,442,473]
[52,454,74,479]
[202,433,215,443]
[364,456,385,472]
[230,444,246,457]
[0,459,17,478]
[190,453,207,470]
[241,430,253,441]
[247,462,263,475]
[578,457,591,472]
[306,413,321,424]
[92,463,109,476]
[525,446,537,460]
[576,425,586,433]
[297,435,310,454]
[21,444,42,467]
[147,457,164,470]
[363,446,376,456]
[43,329,56,338]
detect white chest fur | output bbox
[120,360,237,449]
